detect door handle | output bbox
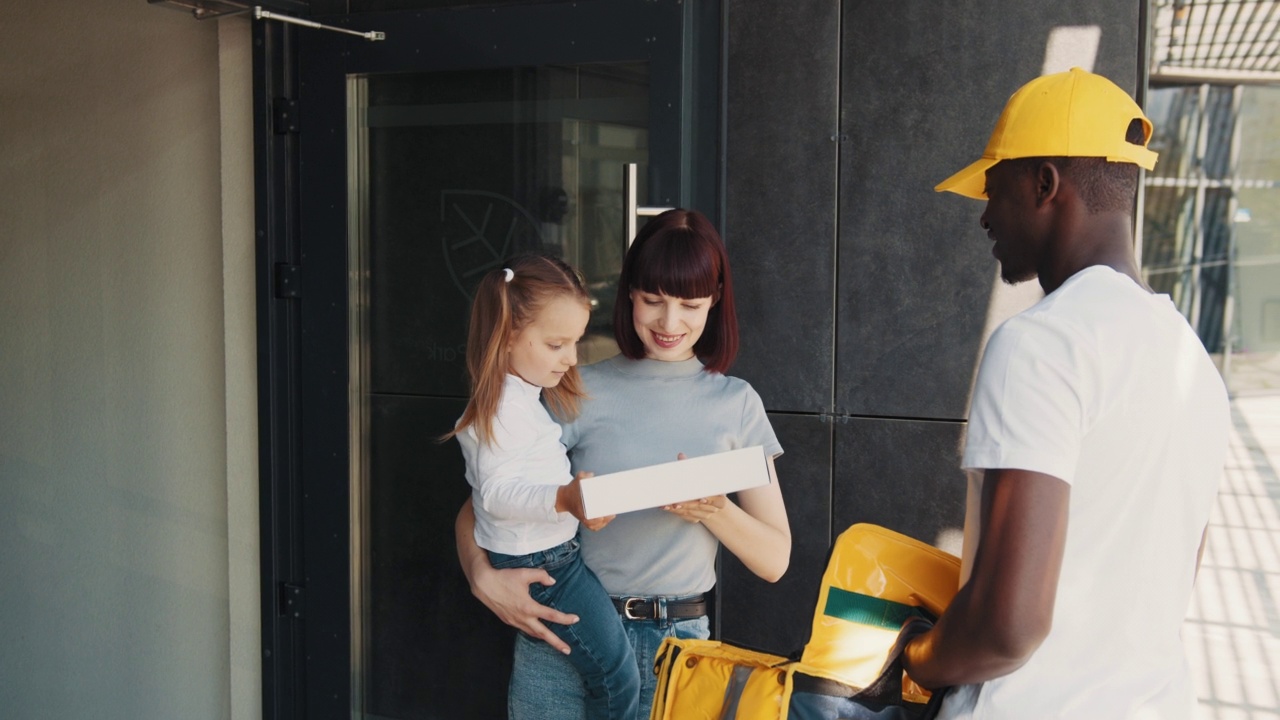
[624,163,675,247]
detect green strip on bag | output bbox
[823,588,932,630]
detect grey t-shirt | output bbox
[558,355,782,597]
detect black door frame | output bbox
[252,2,723,717]
[253,15,307,720]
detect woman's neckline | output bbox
[607,354,706,378]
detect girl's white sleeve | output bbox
[470,404,563,524]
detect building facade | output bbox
[1,1,1274,718]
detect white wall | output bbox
[0,2,257,717]
[219,13,263,720]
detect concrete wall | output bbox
[0,3,257,718]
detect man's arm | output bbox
[902,468,1070,688]
[455,498,578,654]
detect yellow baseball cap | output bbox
[935,67,1159,200]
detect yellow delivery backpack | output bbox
[649,523,960,720]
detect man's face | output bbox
[980,161,1044,286]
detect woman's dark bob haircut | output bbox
[612,208,739,373]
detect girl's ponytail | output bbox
[443,255,592,445]
[442,266,514,444]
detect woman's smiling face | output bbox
[630,290,714,362]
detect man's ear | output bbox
[1034,161,1061,207]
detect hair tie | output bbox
[502,268,514,283]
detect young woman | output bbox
[456,210,791,718]
[446,254,640,720]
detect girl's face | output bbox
[630,290,714,362]
[507,295,590,388]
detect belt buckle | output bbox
[622,597,648,620]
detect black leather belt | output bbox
[611,595,707,621]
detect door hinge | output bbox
[274,263,302,299]
[273,97,300,134]
[278,583,306,619]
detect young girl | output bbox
[446,254,640,720]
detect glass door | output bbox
[352,62,658,720]
[286,2,718,717]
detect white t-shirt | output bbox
[456,374,578,556]
[941,267,1230,720]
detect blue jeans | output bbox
[508,599,710,720]
[489,537,641,720]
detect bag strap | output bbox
[823,588,936,630]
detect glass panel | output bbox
[349,63,651,719]
[1228,86,1280,393]
[1143,83,1280,395]
[365,64,646,400]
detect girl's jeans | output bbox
[488,536,641,720]
[507,594,710,720]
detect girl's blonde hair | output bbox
[445,254,592,446]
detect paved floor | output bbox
[1186,393,1280,719]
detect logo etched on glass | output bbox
[441,190,545,299]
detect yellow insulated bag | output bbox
[648,524,961,720]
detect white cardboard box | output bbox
[579,445,774,518]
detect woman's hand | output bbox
[651,452,790,581]
[555,471,616,531]
[662,495,727,523]
[660,453,728,523]
[468,559,579,654]
[456,499,578,654]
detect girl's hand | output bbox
[555,471,616,531]
[662,495,727,523]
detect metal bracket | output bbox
[253,6,385,42]
[274,263,302,299]
[272,98,299,135]
[278,583,305,619]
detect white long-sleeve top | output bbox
[456,374,578,555]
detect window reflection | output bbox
[1142,84,1280,395]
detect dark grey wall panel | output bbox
[720,413,832,654]
[836,1,1143,419]
[724,0,839,413]
[833,417,968,549]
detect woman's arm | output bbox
[455,498,578,653]
[664,455,791,582]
